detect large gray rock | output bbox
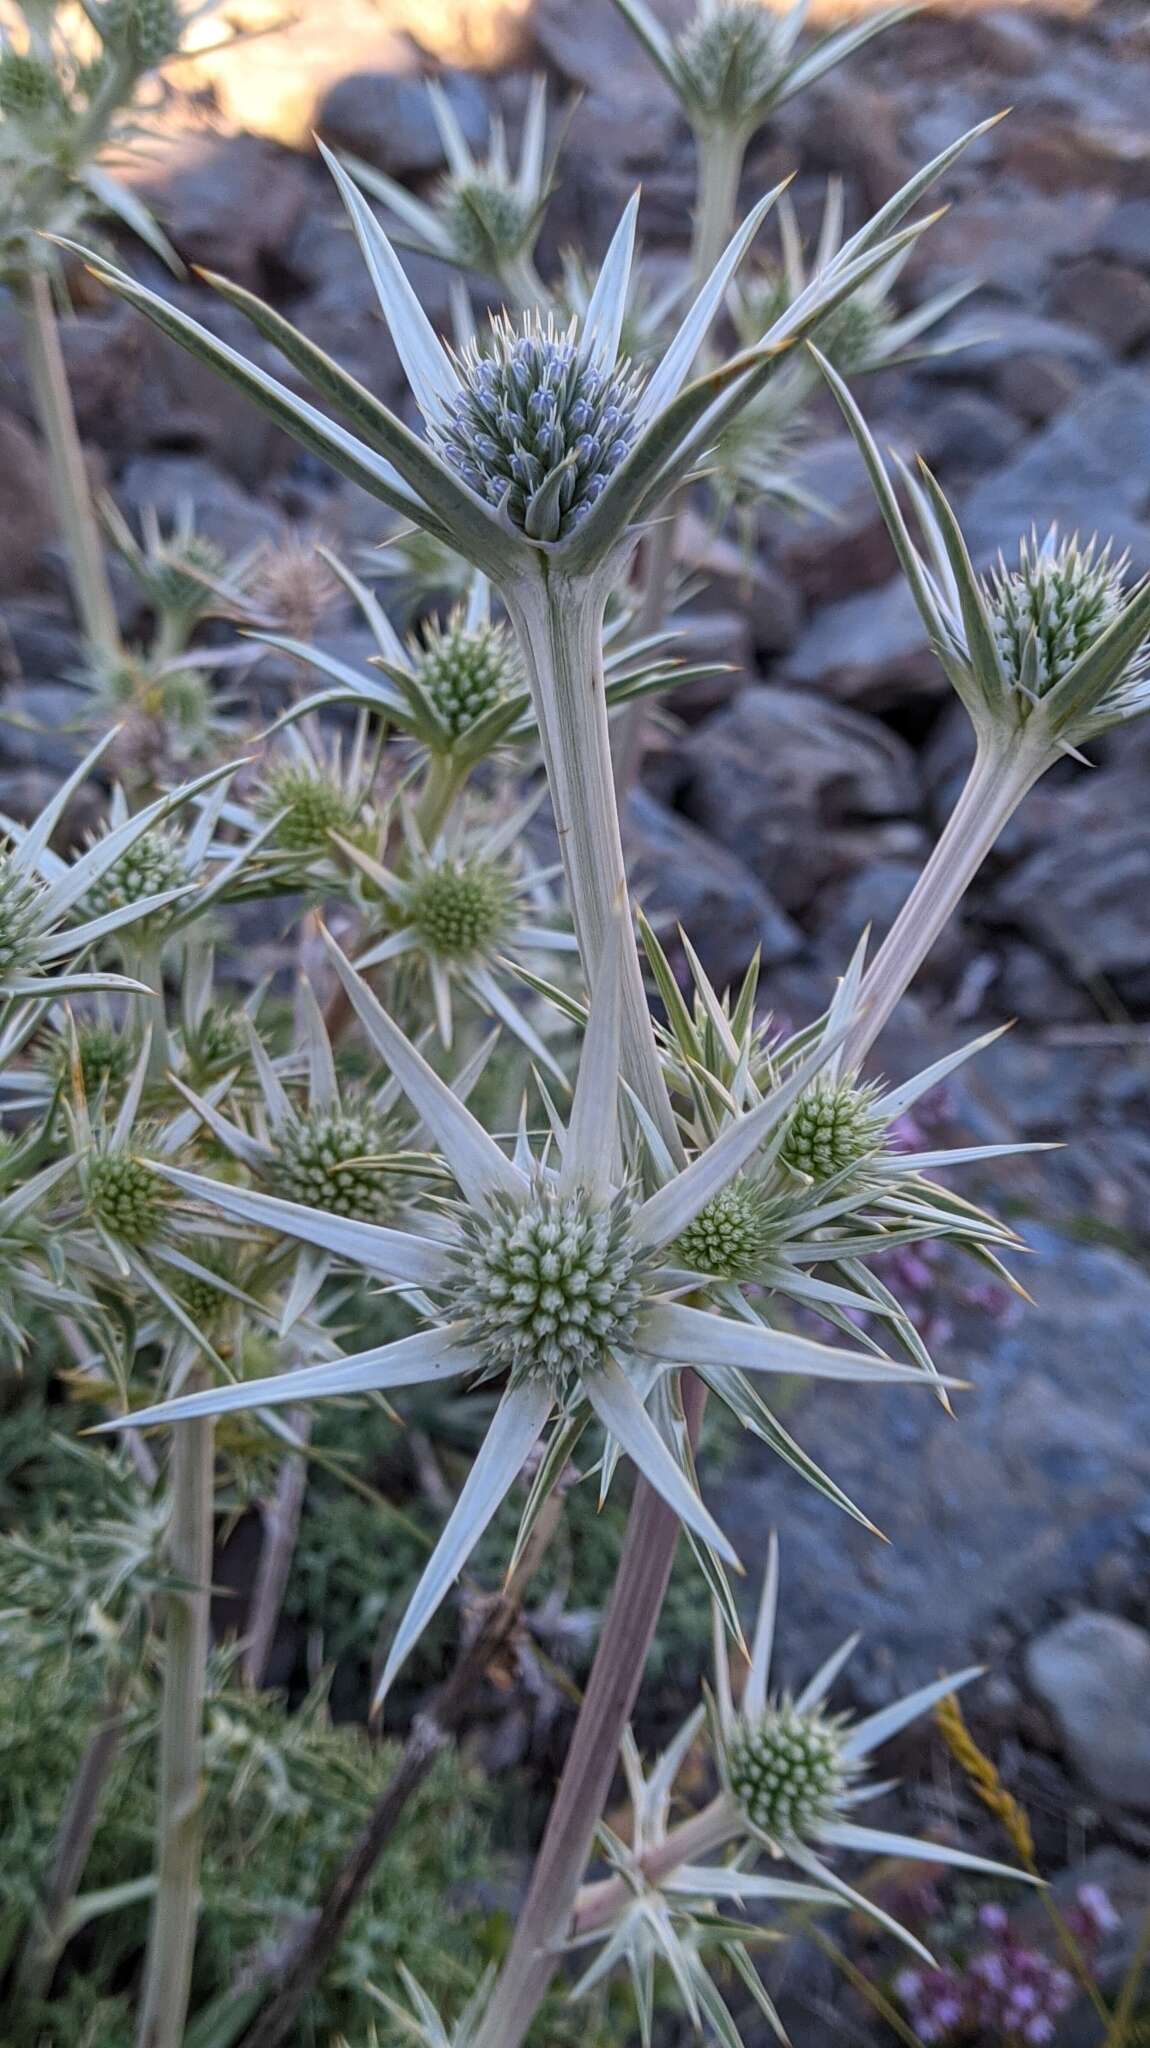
[316,67,489,177]
[141,134,310,291]
[960,370,1150,568]
[0,411,53,596]
[782,578,939,710]
[716,1230,1150,1699]
[1026,1613,1150,1812]
[989,812,1150,999]
[626,788,802,992]
[677,684,921,913]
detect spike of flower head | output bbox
[726,1698,852,1841]
[272,1105,399,1225]
[408,856,515,960]
[434,313,644,543]
[87,1149,170,1244]
[258,761,360,855]
[782,1078,885,1183]
[410,607,522,741]
[447,1184,653,1392]
[674,0,796,127]
[674,1174,775,1280]
[100,0,185,69]
[84,823,187,918]
[984,530,1134,698]
[0,48,63,122]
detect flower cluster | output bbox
[894,1890,1116,2045]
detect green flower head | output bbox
[408,856,515,960]
[272,1105,397,1225]
[782,1080,884,1183]
[726,1701,848,1842]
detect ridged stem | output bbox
[849,737,1047,1066]
[690,121,747,285]
[505,569,682,1160]
[20,273,121,666]
[135,1413,213,2048]
[469,1376,706,2048]
[572,1793,738,1937]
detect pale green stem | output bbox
[690,121,747,286]
[129,933,171,1085]
[469,1377,707,2048]
[572,1793,739,1937]
[136,1412,213,2048]
[501,250,552,315]
[849,736,1048,1067]
[413,750,471,844]
[505,569,682,1160]
[20,272,121,666]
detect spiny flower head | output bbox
[674,0,790,123]
[84,824,186,917]
[984,530,1133,699]
[439,175,537,276]
[87,1151,169,1243]
[0,854,48,978]
[184,1002,248,1079]
[176,1250,236,1328]
[408,856,515,960]
[272,1106,397,1224]
[726,1700,849,1842]
[410,608,521,740]
[257,761,361,856]
[674,1175,774,1280]
[42,1020,133,1101]
[247,531,343,642]
[99,0,185,68]
[145,533,227,621]
[782,1079,885,1182]
[433,313,644,543]
[0,49,63,122]
[444,1183,651,1392]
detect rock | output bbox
[762,432,909,607]
[530,0,685,94]
[316,67,489,177]
[968,8,1050,75]
[989,815,1150,1000]
[1003,115,1150,199]
[1026,1614,1150,1812]
[959,369,1150,569]
[1096,197,1150,273]
[659,607,752,724]
[1050,257,1150,355]
[814,853,962,984]
[114,455,282,561]
[992,943,1093,1026]
[919,195,1112,305]
[0,601,81,682]
[0,411,53,595]
[141,135,310,291]
[626,787,802,991]
[782,578,940,712]
[920,389,1022,476]
[677,685,921,914]
[717,1229,1150,1694]
[0,682,88,777]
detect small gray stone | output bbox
[960,369,1150,570]
[0,411,53,596]
[316,67,489,177]
[140,134,310,291]
[782,577,940,711]
[627,788,802,991]
[1096,198,1150,273]
[1026,1613,1150,1811]
[1051,257,1150,355]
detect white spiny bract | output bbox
[704,1540,1038,1959]
[337,75,556,295]
[340,798,575,1066]
[433,315,644,542]
[985,530,1136,698]
[608,0,910,140]
[817,351,1150,753]
[107,928,955,1702]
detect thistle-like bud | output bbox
[782,1080,884,1183]
[984,531,1129,699]
[248,533,342,642]
[675,1,788,125]
[408,857,514,959]
[0,49,63,122]
[725,1701,847,1841]
[0,855,47,982]
[447,1186,650,1390]
[100,0,184,68]
[84,825,186,917]
[176,1252,235,1328]
[145,535,227,622]
[440,176,536,276]
[411,610,520,740]
[272,1106,396,1224]
[87,1152,168,1243]
[257,763,359,856]
[434,314,643,543]
[674,1176,773,1280]
[185,1003,248,1079]
[44,1021,132,1101]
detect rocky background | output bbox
[4,1,1150,2034]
